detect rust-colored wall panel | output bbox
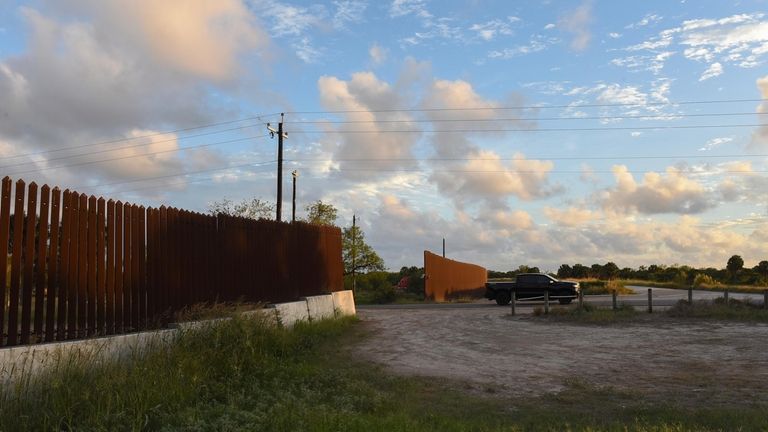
[424,251,487,302]
[0,176,345,347]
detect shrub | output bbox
[692,273,718,287]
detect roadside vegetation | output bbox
[3,313,767,431]
[533,302,640,324]
[667,297,768,322]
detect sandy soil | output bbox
[355,306,768,406]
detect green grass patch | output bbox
[667,297,768,322]
[533,302,640,324]
[3,312,768,431]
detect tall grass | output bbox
[0,313,355,431]
[3,309,768,431]
[667,297,768,322]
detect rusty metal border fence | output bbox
[424,251,487,302]
[0,177,343,347]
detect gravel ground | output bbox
[355,305,768,406]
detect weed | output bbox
[667,298,768,322]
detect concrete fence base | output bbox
[1,290,356,387]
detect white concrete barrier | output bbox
[305,294,335,321]
[0,329,177,387]
[0,296,351,387]
[271,300,310,327]
[332,290,356,317]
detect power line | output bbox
[5,134,269,177]
[0,123,268,169]
[103,164,277,196]
[287,123,768,134]
[0,113,281,161]
[285,166,768,175]
[286,98,768,115]
[70,159,278,191]
[287,153,768,162]
[286,111,768,124]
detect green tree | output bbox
[305,200,338,226]
[603,262,619,280]
[208,197,274,220]
[343,224,385,275]
[726,255,744,274]
[557,264,573,278]
[754,260,768,276]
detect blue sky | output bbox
[1,0,768,271]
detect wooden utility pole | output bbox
[352,214,357,293]
[442,238,445,258]
[291,170,298,223]
[267,113,287,222]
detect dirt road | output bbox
[355,303,768,406]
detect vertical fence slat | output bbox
[66,193,80,340]
[0,177,11,346]
[34,184,50,342]
[8,180,26,346]
[114,201,124,333]
[20,182,37,345]
[170,208,180,312]
[45,187,60,342]
[123,204,132,331]
[96,198,106,334]
[58,191,71,341]
[87,196,97,335]
[106,200,115,334]
[145,208,154,324]
[131,205,140,328]
[137,206,146,329]
[158,206,167,319]
[77,194,88,338]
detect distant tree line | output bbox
[489,255,768,287]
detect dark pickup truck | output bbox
[485,273,580,306]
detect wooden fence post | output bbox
[647,288,652,313]
[544,291,549,314]
[612,290,617,310]
[578,289,583,309]
[764,290,768,310]
[724,290,729,305]
[688,287,693,304]
[510,292,516,316]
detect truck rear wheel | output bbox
[495,291,511,305]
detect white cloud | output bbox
[699,136,733,151]
[389,0,431,18]
[626,13,663,29]
[469,18,517,41]
[317,71,421,180]
[333,0,367,29]
[369,43,388,65]
[559,0,593,51]
[749,75,768,150]
[418,79,553,207]
[544,206,599,227]
[601,165,715,215]
[257,0,320,37]
[699,62,723,81]
[293,37,322,63]
[610,51,674,75]
[0,2,264,187]
[621,13,768,75]
[544,23,556,30]
[487,35,557,59]
[608,32,622,39]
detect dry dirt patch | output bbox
[355,306,768,406]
